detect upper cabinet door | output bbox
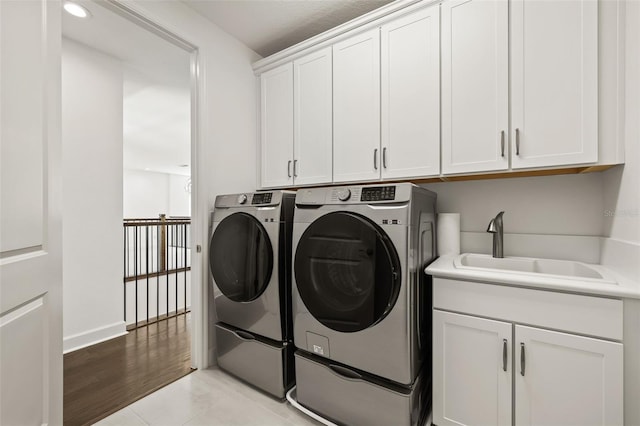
[511,0,598,169]
[515,325,623,426]
[333,29,381,183]
[441,0,509,174]
[293,47,333,186]
[260,63,294,188]
[381,5,440,180]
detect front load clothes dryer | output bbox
[291,183,436,425]
[292,183,436,385]
[209,190,295,398]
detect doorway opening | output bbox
[61,1,199,423]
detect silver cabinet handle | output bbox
[374,148,378,170]
[287,160,292,178]
[503,339,508,372]
[293,160,298,177]
[515,128,520,156]
[520,342,526,376]
[383,147,388,169]
[500,131,505,157]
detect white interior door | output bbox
[441,0,509,175]
[0,0,63,424]
[433,310,512,426]
[515,325,623,426]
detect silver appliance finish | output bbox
[487,211,505,258]
[210,191,293,342]
[295,351,428,426]
[292,183,436,385]
[215,323,293,399]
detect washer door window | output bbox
[209,212,273,302]
[294,211,401,333]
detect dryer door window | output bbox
[209,212,273,302]
[294,211,401,333]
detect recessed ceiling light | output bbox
[63,2,91,19]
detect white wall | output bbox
[603,0,640,245]
[123,169,190,218]
[169,174,191,217]
[126,0,261,367]
[62,39,126,352]
[422,173,604,236]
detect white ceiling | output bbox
[61,0,394,176]
[182,0,394,57]
[62,0,192,177]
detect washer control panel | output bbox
[251,192,273,205]
[360,186,396,202]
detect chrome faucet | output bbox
[487,211,505,258]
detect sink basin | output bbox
[454,253,616,283]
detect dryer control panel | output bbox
[360,186,396,202]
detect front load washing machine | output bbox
[208,190,295,398]
[291,183,436,425]
[292,183,436,385]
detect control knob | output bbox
[237,194,248,204]
[337,188,351,201]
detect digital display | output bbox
[360,186,396,202]
[252,193,273,205]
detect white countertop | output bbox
[426,254,640,299]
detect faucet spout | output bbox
[486,211,505,258]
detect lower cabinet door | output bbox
[433,310,512,426]
[515,325,623,426]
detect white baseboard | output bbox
[461,232,601,264]
[63,321,128,354]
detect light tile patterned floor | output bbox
[95,368,321,426]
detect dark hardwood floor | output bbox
[64,313,193,426]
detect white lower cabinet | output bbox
[433,310,623,426]
[514,325,623,426]
[433,311,512,426]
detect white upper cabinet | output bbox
[441,0,509,174]
[260,63,294,188]
[515,325,623,426]
[293,47,333,185]
[333,29,381,183]
[511,0,598,169]
[381,5,440,180]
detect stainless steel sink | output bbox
[454,253,616,283]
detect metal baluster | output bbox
[134,225,138,328]
[184,223,187,314]
[146,225,149,325]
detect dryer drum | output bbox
[209,212,274,302]
[294,211,401,333]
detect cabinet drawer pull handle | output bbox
[383,147,388,168]
[503,339,508,372]
[374,148,378,170]
[515,128,521,156]
[293,160,298,177]
[520,342,526,376]
[287,160,292,178]
[500,131,505,157]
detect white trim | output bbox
[252,0,438,75]
[0,297,44,327]
[98,0,205,369]
[63,321,127,354]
